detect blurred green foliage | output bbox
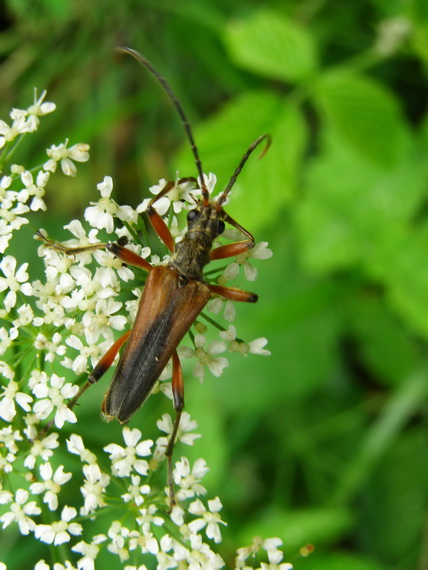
[2,0,428,568]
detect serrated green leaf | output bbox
[224,9,317,82]
[314,71,404,166]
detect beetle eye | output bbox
[187,209,199,223]
[218,220,225,235]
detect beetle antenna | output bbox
[116,46,209,203]
[216,134,271,209]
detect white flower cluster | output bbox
[236,537,293,570]
[0,89,89,254]
[0,92,291,569]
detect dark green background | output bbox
[1,0,428,568]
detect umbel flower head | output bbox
[0,90,292,570]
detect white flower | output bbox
[32,373,79,428]
[30,463,72,511]
[0,255,31,310]
[104,427,153,477]
[260,538,293,569]
[219,325,271,357]
[64,334,104,375]
[72,539,102,570]
[24,432,59,469]
[121,475,150,506]
[0,449,16,473]
[34,561,51,570]
[0,426,22,473]
[12,302,34,328]
[179,335,228,381]
[128,527,159,557]
[66,434,97,464]
[135,505,163,534]
[64,219,100,249]
[35,505,82,545]
[0,354,15,377]
[179,532,225,568]
[156,412,200,457]
[0,379,33,421]
[219,325,249,356]
[0,489,41,535]
[137,174,213,216]
[80,463,110,515]
[0,426,23,455]
[81,297,127,345]
[157,534,179,568]
[236,537,293,570]
[0,174,12,194]
[260,557,293,569]
[220,262,240,283]
[218,241,272,284]
[0,92,51,145]
[84,176,137,233]
[26,89,56,131]
[34,332,66,362]
[0,330,13,356]
[173,457,208,499]
[248,337,271,356]
[188,497,227,543]
[107,521,131,561]
[207,297,236,323]
[45,140,90,176]
[19,169,50,211]
[0,119,17,147]
[237,241,273,281]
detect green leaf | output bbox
[335,369,428,503]
[348,296,418,387]
[386,223,428,339]
[355,431,428,564]
[216,232,345,408]
[296,128,425,275]
[225,101,307,231]
[174,90,281,182]
[174,90,307,232]
[224,9,317,81]
[314,70,404,166]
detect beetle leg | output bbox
[210,240,255,260]
[106,242,152,272]
[146,177,199,254]
[36,230,153,273]
[146,204,176,254]
[35,230,108,256]
[207,283,258,303]
[68,331,131,410]
[165,350,184,506]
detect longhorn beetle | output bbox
[39,47,270,503]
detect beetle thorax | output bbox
[168,203,224,281]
